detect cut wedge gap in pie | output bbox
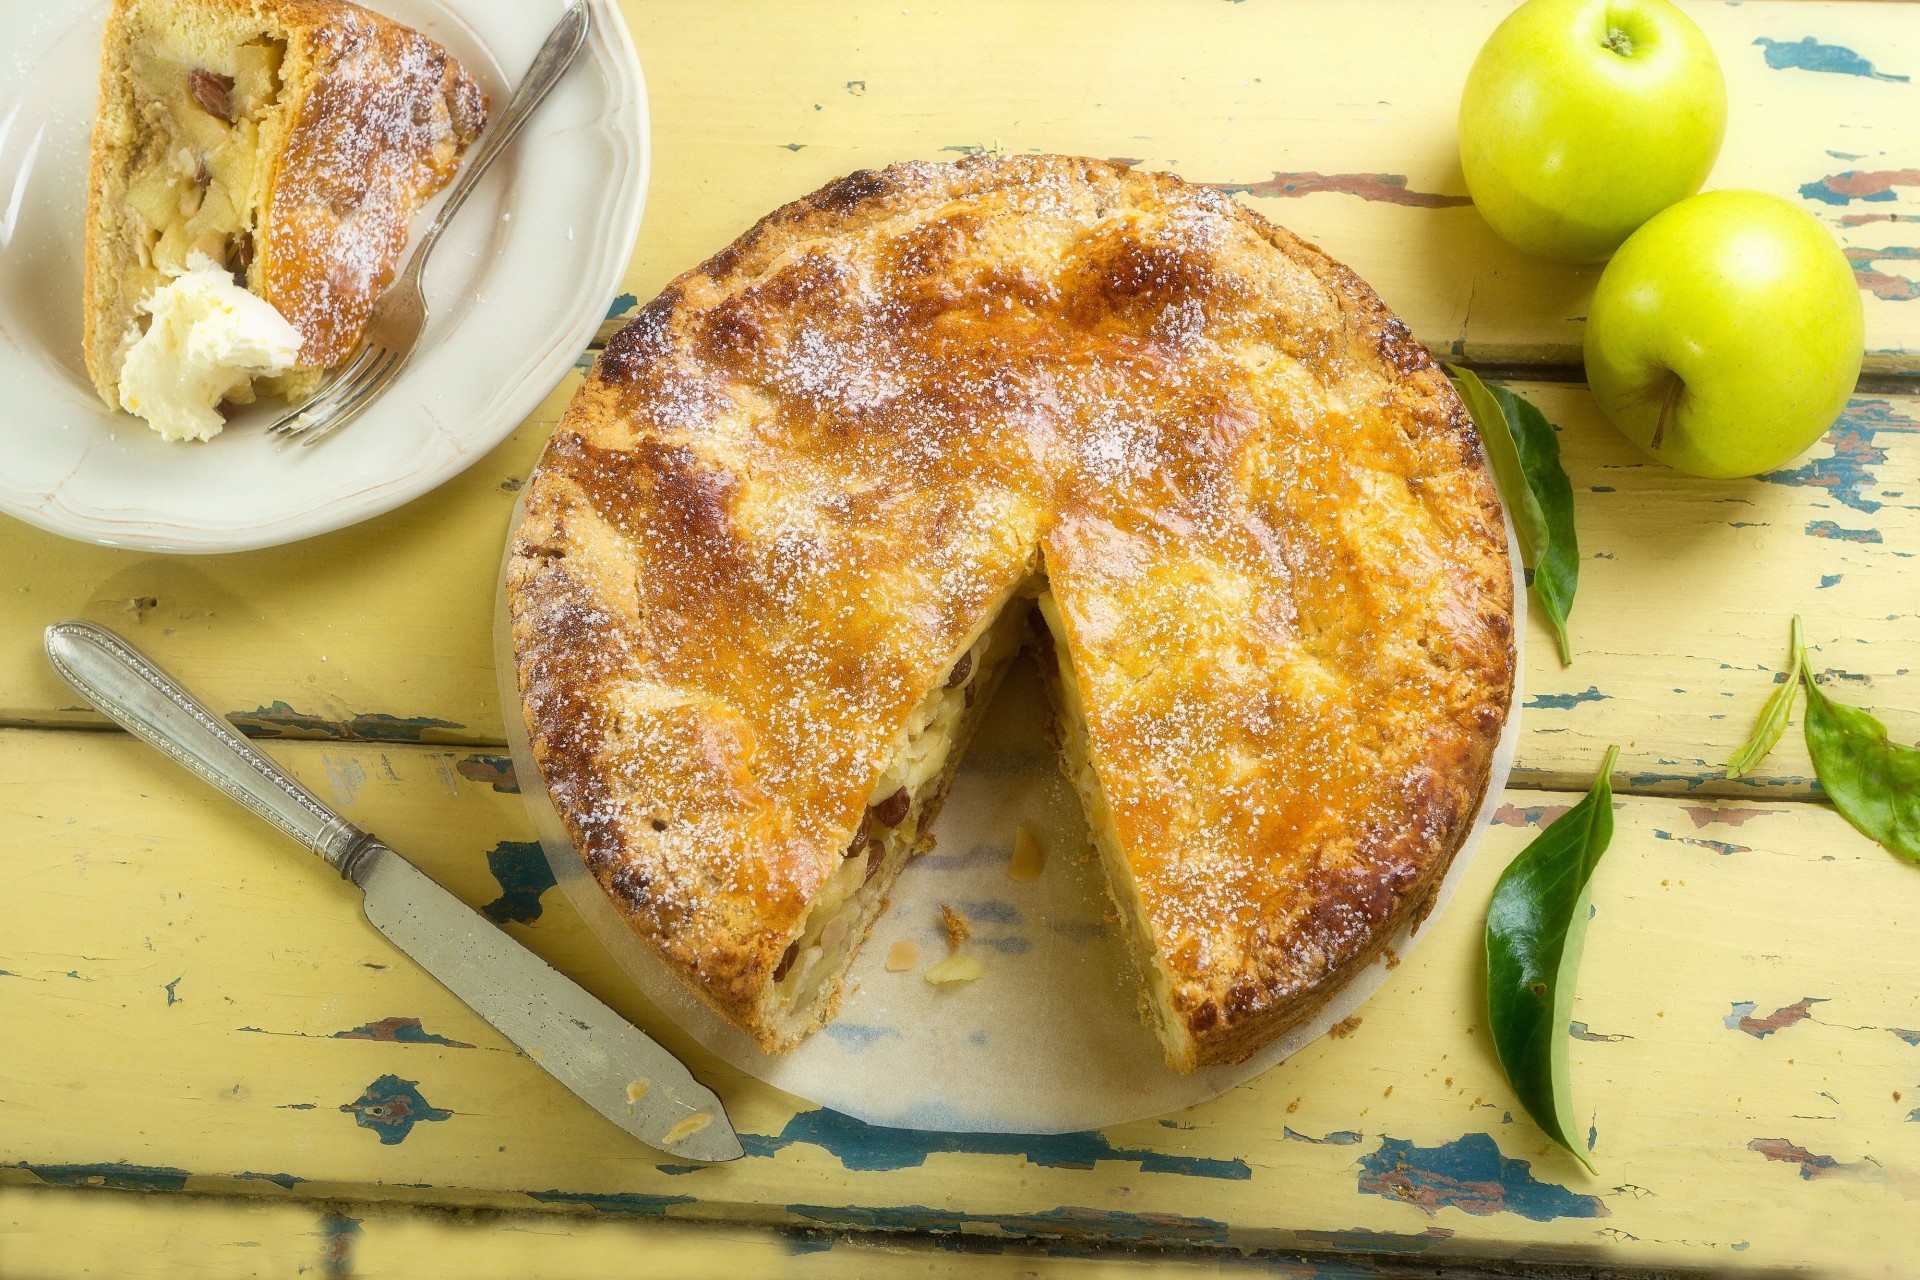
[83,0,488,442]
[509,155,1515,1073]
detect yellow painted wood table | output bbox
[4,1,1919,1276]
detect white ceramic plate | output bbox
[495,505,1524,1134]
[0,0,647,552]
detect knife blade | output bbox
[44,619,742,1163]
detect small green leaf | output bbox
[1446,366,1580,665]
[1726,616,1804,779]
[1797,625,1920,865]
[1485,743,1619,1172]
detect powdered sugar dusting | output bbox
[259,5,486,365]
[510,155,1515,1038]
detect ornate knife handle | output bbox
[44,621,382,884]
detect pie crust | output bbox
[509,155,1515,1069]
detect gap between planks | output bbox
[0,720,1840,806]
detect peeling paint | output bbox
[1356,1134,1607,1221]
[1761,400,1919,514]
[228,702,463,743]
[1846,247,1920,303]
[605,292,639,320]
[739,1108,1250,1179]
[1749,1137,1845,1179]
[9,1160,190,1193]
[332,1016,474,1048]
[1799,168,1920,206]
[1292,1226,1456,1255]
[339,1075,451,1145]
[1681,806,1786,829]
[1522,686,1608,711]
[481,841,557,925]
[1805,520,1883,544]
[1493,803,1571,828]
[1724,998,1827,1038]
[1754,36,1908,81]
[455,754,520,793]
[526,1189,696,1216]
[786,1202,1229,1245]
[1652,830,1750,856]
[1283,1126,1365,1145]
[1204,172,1470,209]
[319,1211,361,1277]
[1569,1021,1633,1043]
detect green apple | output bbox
[1459,0,1726,264]
[1584,190,1864,479]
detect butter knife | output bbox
[44,620,742,1163]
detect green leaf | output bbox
[1725,616,1803,779]
[1485,743,1619,1172]
[1446,366,1580,665]
[1797,625,1920,865]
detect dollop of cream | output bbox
[119,252,302,442]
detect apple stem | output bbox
[1652,376,1684,451]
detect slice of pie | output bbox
[83,0,487,441]
[509,155,1515,1071]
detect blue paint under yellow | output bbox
[737,1108,1251,1179]
[339,1075,452,1145]
[1355,1134,1606,1221]
[1753,36,1908,81]
[228,703,463,743]
[481,841,557,926]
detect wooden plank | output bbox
[0,375,572,746]
[612,0,1920,373]
[2,731,1914,1276]
[4,383,1915,800]
[1501,384,1920,798]
[7,1186,1407,1280]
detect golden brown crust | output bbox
[82,0,485,404]
[509,155,1515,1061]
[257,0,485,366]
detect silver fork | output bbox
[270,0,592,445]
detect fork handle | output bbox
[43,621,379,883]
[406,0,593,278]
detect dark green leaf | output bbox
[1798,627,1920,865]
[1726,616,1803,779]
[1447,365,1548,559]
[1485,743,1618,1171]
[1446,366,1580,665]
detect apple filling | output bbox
[1032,588,1186,1063]
[767,603,1027,1035]
[119,38,298,403]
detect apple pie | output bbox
[83,0,487,441]
[509,155,1515,1071]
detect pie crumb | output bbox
[1009,824,1047,881]
[663,1112,712,1144]
[885,940,919,971]
[939,903,970,947]
[925,953,984,986]
[1329,1016,1363,1039]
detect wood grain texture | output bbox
[6,1186,1391,1280]
[1,731,1913,1276]
[612,0,1920,373]
[5,1,1919,1275]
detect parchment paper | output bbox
[495,503,1523,1133]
